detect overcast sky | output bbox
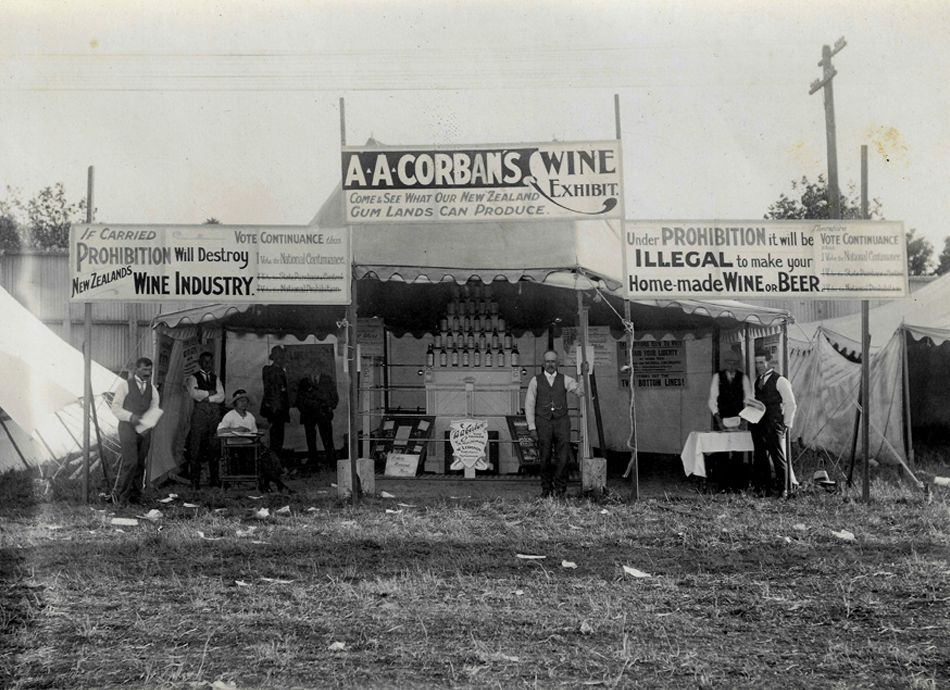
[1,0,948,253]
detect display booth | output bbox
[146,192,792,483]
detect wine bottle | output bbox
[426,344,435,367]
[451,345,460,367]
[484,348,493,368]
[510,345,520,367]
[496,348,505,367]
[461,346,470,367]
[473,347,481,367]
[439,345,448,367]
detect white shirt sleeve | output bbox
[563,374,584,397]
[208,377,225,404]
[776,376,797,427]
[186,374,207,402]
[708,374,719,416]
[524,376,538,430]
[110,379,132,423]
[742,373,753,402]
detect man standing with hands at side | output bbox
[110,357,161,506]
[186,351,225,489]
[751,349,797,498]
[260,345,290,459]
[525,350,587,498]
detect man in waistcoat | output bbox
[707,350,753,491]
[186,351,225,489]
[110,357,161,506]
[525,350,587,498]
[751,349,797,498]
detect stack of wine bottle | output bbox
[425,283,519,369]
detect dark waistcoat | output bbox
[535,373,568,420]
[717,370,745,417]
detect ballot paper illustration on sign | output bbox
[739,398,765,424]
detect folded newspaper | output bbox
[135,407,163,434]
[738,398,765,424]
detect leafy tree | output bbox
[935,237,950,276]
[0,214,21,251]
[765,175,883,220]
[21,183,87,249]
[203,217,221,224]
[906,229,934,276]
[765,175,881,220]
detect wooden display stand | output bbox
[370,415,435,474]
[424,368,521,474]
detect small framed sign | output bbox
[384,453,421,477]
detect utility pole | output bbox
[809,37,847,219]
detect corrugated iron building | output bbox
[0,250,190,373]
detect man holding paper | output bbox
[110,357,161,506]
[751,350,797,498]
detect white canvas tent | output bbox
[787,271,950,472]
[0,286,121,474]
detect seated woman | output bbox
[217,390,291,493]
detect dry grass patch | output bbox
[1,470,949,688]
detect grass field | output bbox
[1,461,949,689]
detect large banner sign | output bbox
[341,140,622,223]
[624,220,908,299]
[69,224,351,303]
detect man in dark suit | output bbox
[260,345,290,457]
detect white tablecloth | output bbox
[680,431,754,478]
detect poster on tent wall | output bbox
[282,344,337,411]
[624,220,908,300]
[341,141,622,223]
[68,224,351,303]
[618,340,687,388]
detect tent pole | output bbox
[859,145,871,502]
[624,300,638,501]
[0,416,31,471]
[82,165,95,503]
[348,280,359,505]
[340,96,360,506]
[614,93,638,501]
[90,397,110,486]
[861,301,871,501]
[782,320,791,496]
[901,326,915,468]
[577,291,591,459]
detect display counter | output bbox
[424,367,521,473]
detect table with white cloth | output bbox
[680,431,754,478]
